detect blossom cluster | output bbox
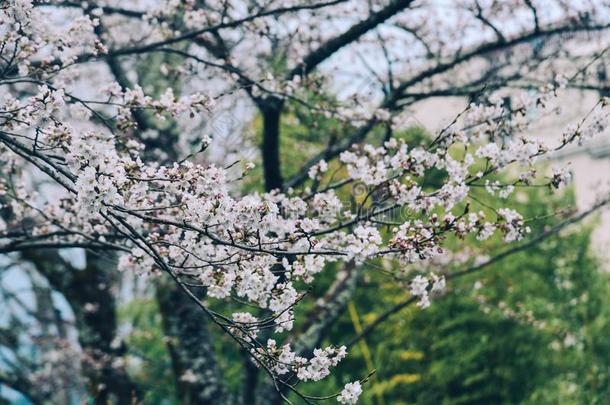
[1,78,608,395]
[4,81,604,395]
[263,339,347,382]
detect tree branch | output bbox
[288,0,415,78]
[346,197,610,347]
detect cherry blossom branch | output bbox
[345,196,610,348]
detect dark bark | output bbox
[24,249,141,404]
[260,97,285,192]
[3,251,137,403]
[156,280,229,405]
[75,253,140,404]
[241,350,260,405]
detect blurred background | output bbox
[2,1,610,404]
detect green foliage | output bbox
[312,186,610,405]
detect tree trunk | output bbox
[156,280,229,404]
[260,97,284,192]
